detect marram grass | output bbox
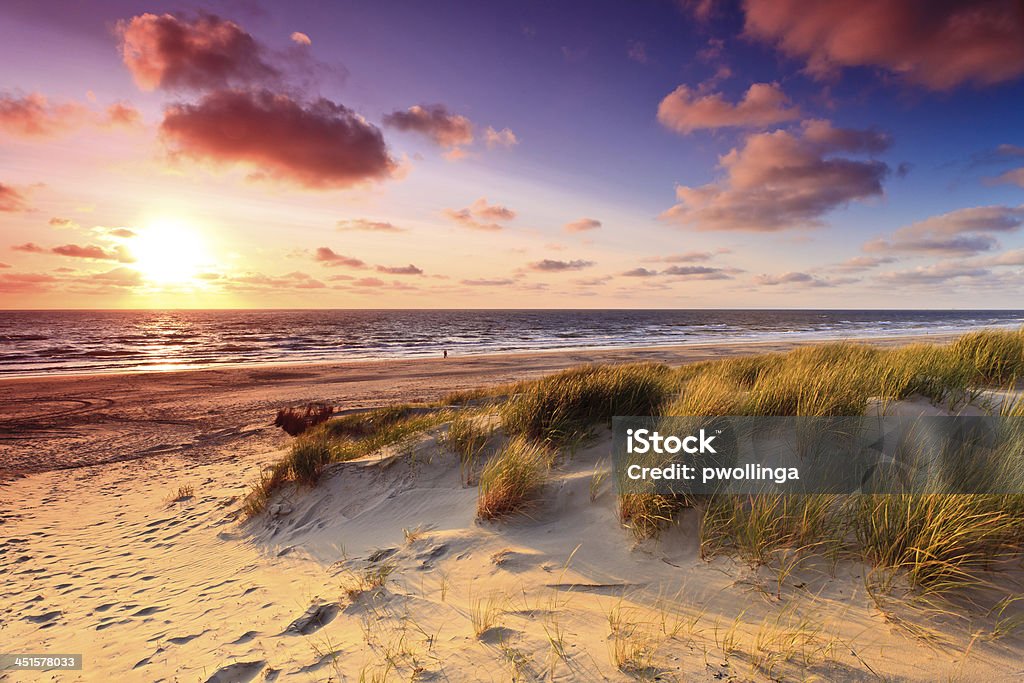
[243,327,1024,597]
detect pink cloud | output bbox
[564,217,602,233]
[994,168,1024,187]
[336,218,406,233]
[227,271,326,290]
[0,272,57,294]
[864,205,1024,256]
[0,93,140,139]
[290,32,312,46]
[657,83,800,133]
[160,89,395,189]
[51,244,133,262]
[90,267,143,287]
[743,0,1024,90]
[443,198,516,231]
[484,126,518,149]
[117,13,278,91]
[314,247,366,268]
[0,184,30,212]
[375,264,423,275]
[528,259,594,272]
[662,122,889,231]
[11,242,45,253]
[383,104,473,149]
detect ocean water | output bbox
[1,309,1022,377]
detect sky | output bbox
[1,0,1023,309]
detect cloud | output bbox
[0,262,9,268]
[742,0,1024,90]
[484,126,518,149]
[662,265,731,279]
[383,104,473,149]
[643,251,717,263]
[994,168,1024,187]
[461,278,517,286]
[375,264,423,275]
[864,205,1024,256]
[895,205,1024,236]
[337,218,406,233]
[0,184,30,212]
[833,255,897,271]
[0,93,88,137]
[657,83,801,133]
[564,217,601,233]
[117,12,279,91]
[90,267,143,287]
[0,272,57,294]
[0,93,140,138]
[527,259,594,272]
[160,89,395,189]
[11,242,45,253]
[662,121,890,231]
[351,277,386,287]
[105,102,142,127]
[627,40,649,64]
[754,271,850,287]
[622,267,658,277]
[51,243,133,262]
[877,263,991,286]
[107,227,137,238]
[313,247,365,268]
[290,31,312,46]
[864,235,1000,256]
[48,217,79,229]
[443,198,516,231]
[227,271,326,290]
[974,248,1024,266]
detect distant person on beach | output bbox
[443,349,448,359]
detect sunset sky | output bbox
[2,0,1023,309]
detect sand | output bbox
[3,334,1023,681]
[0,333,965,478]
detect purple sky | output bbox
[2,0,1023,308]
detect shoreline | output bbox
[0,331,966,479]
[0,328,974,383]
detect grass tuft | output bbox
[476,436,553,520]
[500,363,674,445]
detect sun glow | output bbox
[131,218,211,284]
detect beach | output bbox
[3,332,1023,682]
[0,332,969,479]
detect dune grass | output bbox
[613,329,1024,595]
[242,405,450,516]
[441,410,495,484]
[476,436,553,520]
[243,327,1024,597]
[500,363,675,445]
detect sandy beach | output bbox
[3,333,1023,682]
[0,333,965,479]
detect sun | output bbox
[131,218,211,284]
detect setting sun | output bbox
[130,219,210,284]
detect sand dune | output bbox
[4,404,1024,680]
[3,336,1023,681]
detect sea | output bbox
[1,309,1022,377]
